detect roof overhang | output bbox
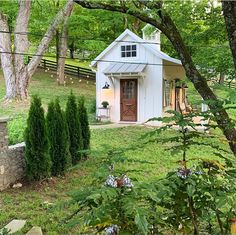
[103,62,147,77]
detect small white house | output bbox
[91,26,186,124]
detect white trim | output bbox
[90,29,182,67]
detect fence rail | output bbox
[209,78,236,89]
[28,56,95,80]
[224,80,236,89]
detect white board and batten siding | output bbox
[92,28,185,124]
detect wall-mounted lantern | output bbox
[175,79,182,90]
[102,82,110,89]
[182,83,188,89]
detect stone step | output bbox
[3,219,26,234]
[26,226,43,235]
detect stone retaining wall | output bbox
[0,118,25,191]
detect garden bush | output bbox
[25,95,51,181]
[78,96,90,155]
[7,115,26,145]
[65,92,83,165]
[46,99,71,176]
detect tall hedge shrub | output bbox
[66,92,83,165]
[25,96,51,181]
[78,96,90,155]
[46,99,71,176]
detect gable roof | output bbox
[90,29,182,67]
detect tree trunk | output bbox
[56,29,60,66]
[219,72,225,84]
[74,1,236,156]
[222,1,236,71]
[132,18,142,34]
[27,0,75,78]
[57,7,72,85]
[69,41,75,59]
[14,0,31,100]
[0,13,16,100]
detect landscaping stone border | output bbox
[0,118,25,191]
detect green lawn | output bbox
[0,125,232,234]
[187,80,236,120]
[43,56,90,69]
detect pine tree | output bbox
[25,96,51,181]
[66,92,83,165]
[46,99,71,176]
[78,96,90,156]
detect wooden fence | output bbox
[28,56,95,80]
[209,78,236,89]
[224,80,236,89]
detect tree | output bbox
[222,1,236,71]
[74,0,236,156]
[67,5,144,61]
[25,95,51,181]
[46,99,71,176]
[66,92,83,164]
[57,3,74,85]
[78,96,90,155]
[0,0,74,101]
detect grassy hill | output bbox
[0,69,96,144]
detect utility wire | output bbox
[0,30,230,48]
[0,51,183,67]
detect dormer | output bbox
[142,24,161,50]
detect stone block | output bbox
[26,226,43,235]
[4,219,26,234]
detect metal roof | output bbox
[103,62,146,75]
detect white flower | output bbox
[104,224,119,235]
[122,175,133,188]
[176,167,192,179]
[105,175,117,188]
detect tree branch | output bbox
[27,0,74,78]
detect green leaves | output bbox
[134,210,149,235]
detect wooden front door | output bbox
[120,79,137,122]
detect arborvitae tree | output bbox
[25,96,51,181]
[66,92,83,165]
[78,96,90,155]
[46,99,71,176]
[63,109,72,169]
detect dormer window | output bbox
[121,45,137,58]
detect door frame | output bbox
[120,78,138,122]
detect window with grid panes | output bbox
[121,45,137,58]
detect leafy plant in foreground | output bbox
[67,108,236,234]
[67,146,158,234]
[145,109,236,234]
